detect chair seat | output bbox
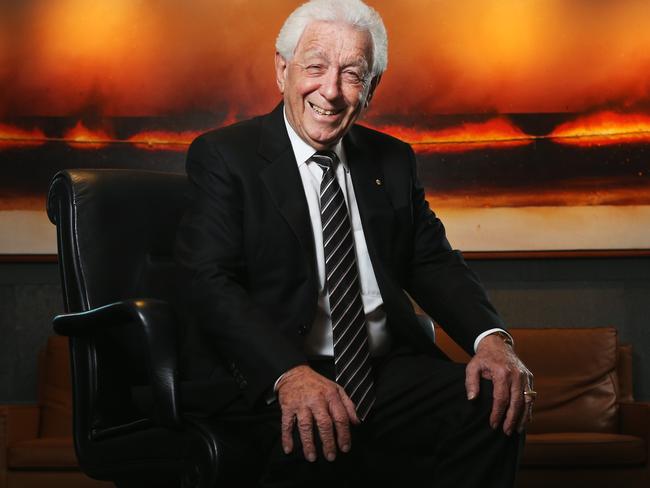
[8,436,78,468]
[522,432,646,466]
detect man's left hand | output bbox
[465,333,534,436]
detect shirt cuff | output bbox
[265,372,287,405]
[473,328,513,353]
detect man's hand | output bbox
[276,365,360,462]
[465,334,534,436]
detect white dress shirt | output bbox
[282,111,510,360]
[285,112,392,357]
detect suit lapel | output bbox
[345,126,395,265]
[257,108,395,282]
[258,104,317,275]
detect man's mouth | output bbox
[309,102,342,116]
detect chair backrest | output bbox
[46,169,189,473]
[436,326,625,434]
[47,169,188,313]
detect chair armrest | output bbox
[620,401,650,441]
[0,404,40,444]
[416,314,435,342]
[54,299,171,337]
[53,299,180,428]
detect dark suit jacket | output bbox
[174,103,504,414]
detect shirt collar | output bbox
[283,107,347,170]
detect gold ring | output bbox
[523,390,538,399]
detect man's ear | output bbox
[364,74,382,107]
[275,52,288,94]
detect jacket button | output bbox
[298,324,308,335]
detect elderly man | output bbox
[175,0,533,486]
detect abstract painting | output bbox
[1,0,649,254]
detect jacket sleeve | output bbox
[403,145,505,354]
[174,135,306,406]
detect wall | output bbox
[0,262,61,401]
[1,258,648,402]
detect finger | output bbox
[313,408,337,462]
[338,386,360,425]
[519,375,535,433]
[502,370,525,436]
[281,410,295,455]
[296,409,316,462]
[489,370,510,430]
[518,402,533,433]
[329,391,352,452]
[465,361,482,401]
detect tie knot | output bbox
[311,150,339,172]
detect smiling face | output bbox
[275,21,380,150]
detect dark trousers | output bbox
[211,346,523,487]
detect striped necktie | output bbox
[311,150,375,420]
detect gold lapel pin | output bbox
[375,178,382,186]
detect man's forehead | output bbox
[295,23,372,65]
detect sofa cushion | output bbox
[511,327,618,434]
[522,433,646,466]
[8,436,78,468]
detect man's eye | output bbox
[306,65,325,74]
[343,71,363,84]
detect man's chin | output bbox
[305,127,348,148]
[309,137,342,150]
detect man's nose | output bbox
[319,68,342,101]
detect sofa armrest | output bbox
[0,407,5,486]
[620,401,650,441]
[0,405,40,445]
[1,404,39,481]
[617,344,634,402]
[53,299,180,428]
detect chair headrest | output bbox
[47,169,188,311]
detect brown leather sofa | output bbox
[2,327,647,487]
[437,326,649,488]
[0,336,111,488]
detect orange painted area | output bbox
[369,118,533,152]
[126,130,201,150]
[0,124,46,146]
[413,139,531,154]
[0,195,44,211]
[0,122,201,150]
[3,0,650,116]
[2,111,650,153]
[426,183,650,209]
[62,122,113,149]
[550,112,650,146]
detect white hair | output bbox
[276,0,388,78]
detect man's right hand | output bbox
[276,365,359,462]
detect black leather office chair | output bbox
[47,168,438,488]
[47,169,234,488]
